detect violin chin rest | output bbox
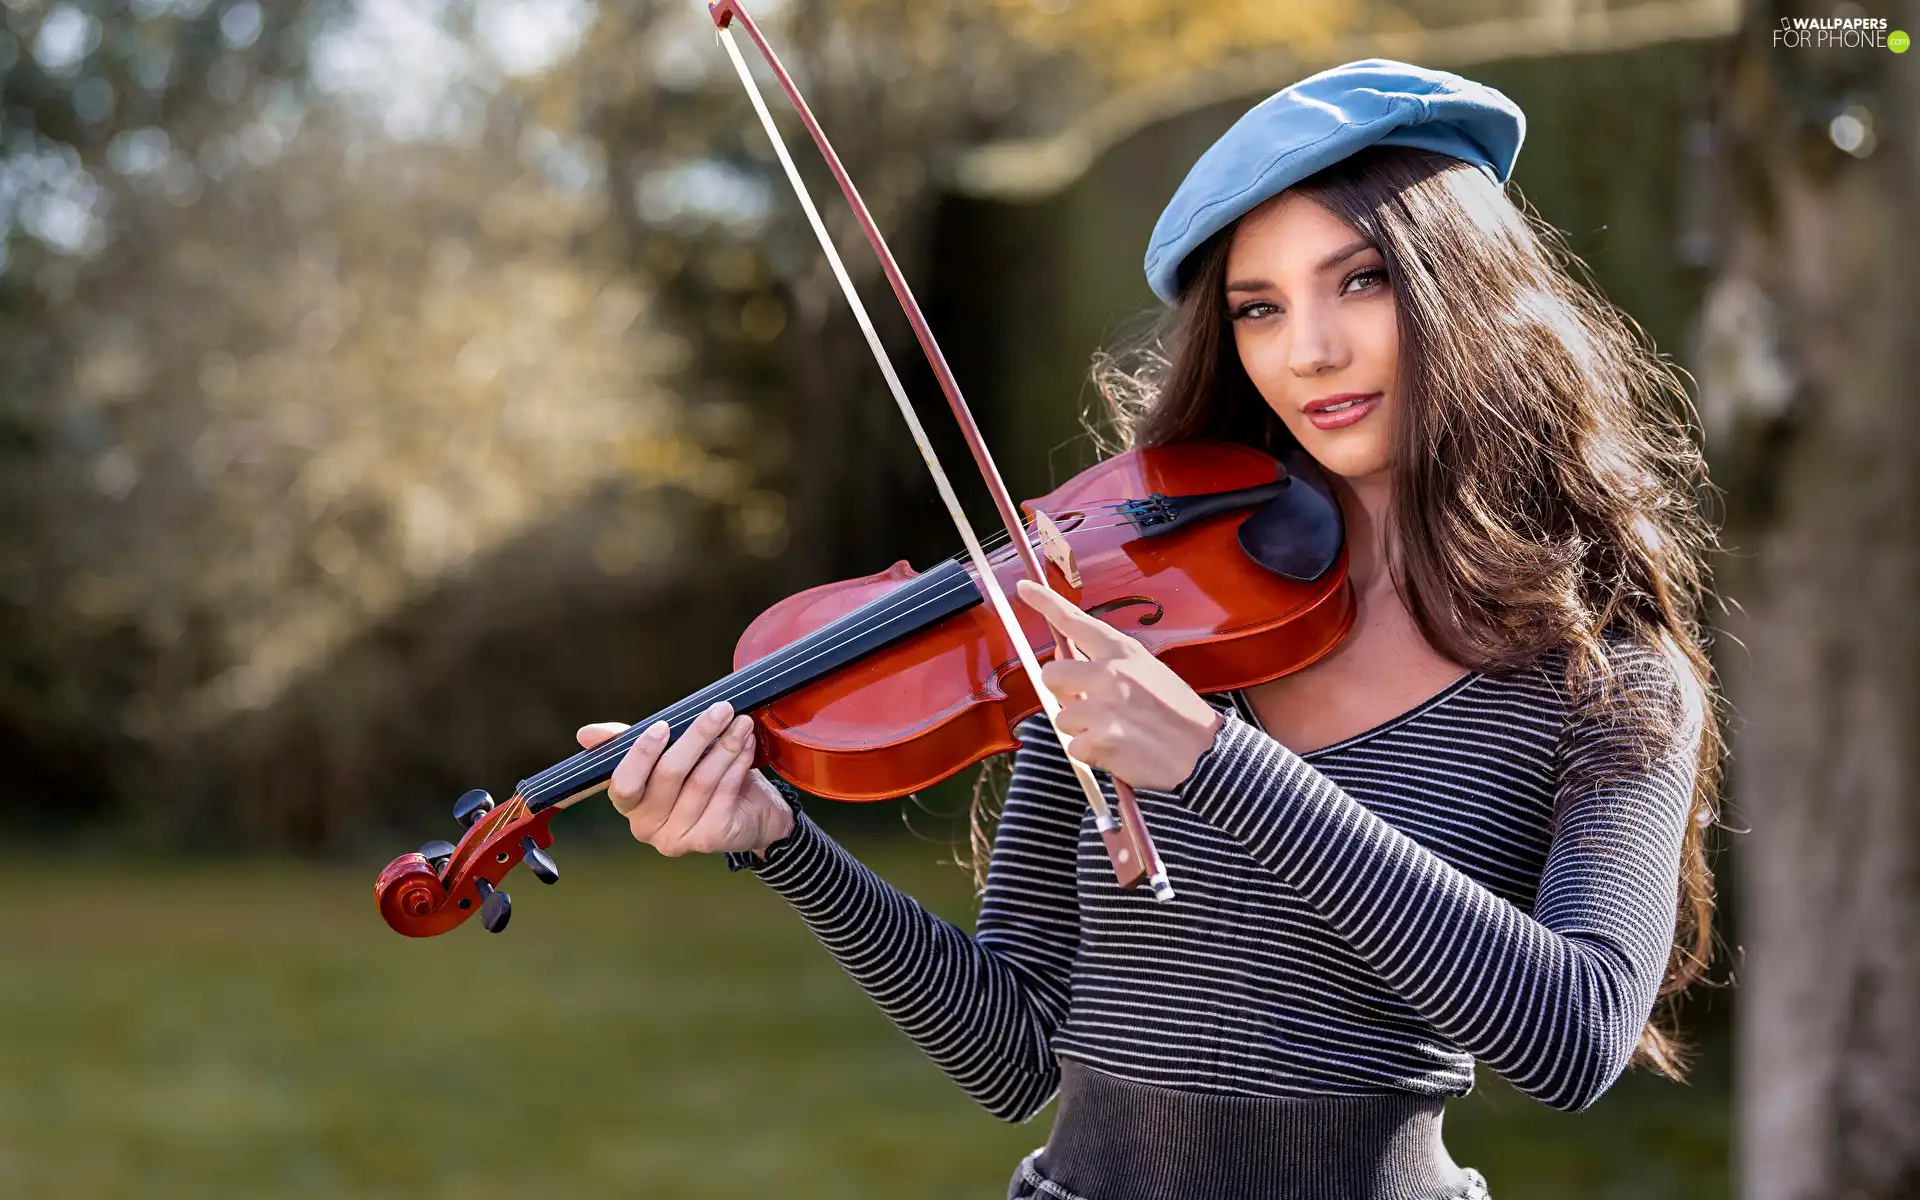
[1237,452,1344,582]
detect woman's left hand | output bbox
[1016,578,1224,791]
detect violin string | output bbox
[530,509,1169,797]
[950,513,1161,571]
[968,513,1151,560]
[552,545,1088,797]
[527,562,998,797]
[535,541,1002,795]
[531,525,1166,801]
[530,577,980,796]
[957,498,1149,556]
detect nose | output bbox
[1286,297,1347,378]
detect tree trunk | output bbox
[1703,3,1920,1196]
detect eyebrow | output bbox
[1224,238,1377,293]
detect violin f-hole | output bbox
[1085,596,1164,627]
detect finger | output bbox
[1049,696,1100,737]
[1055,729,1107,774]
[577,722,631,750]
[1015,579,1129,656]
[609,721,670,816]
[684,734,763,854]
[658,715,752,849]
[1039,657,1106,698]
[1071,728,1124,773]
[640,700,736,824]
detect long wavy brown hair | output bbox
[968,144,1726,1082]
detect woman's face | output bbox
[1225,192,1399,481]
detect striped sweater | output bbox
[733,640,1703,1122]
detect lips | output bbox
[1305,392,1380,430]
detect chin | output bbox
[1294,435,1392,481]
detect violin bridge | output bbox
[1030,508,1081,590]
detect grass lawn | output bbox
[0,831,1727,1197]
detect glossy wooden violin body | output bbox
[742,440,1352,799]
[375,440,1352,937]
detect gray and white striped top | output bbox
[734,639,1702,1123]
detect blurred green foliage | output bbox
[0,838,1727,1197]
[0,0,917,841]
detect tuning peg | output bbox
[419,840,456,872]
[521,836,559,885]
[473,878,511,933]
[453,789,496,828]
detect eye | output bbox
[1343,266,1388,294]
[1228,299,1280,322]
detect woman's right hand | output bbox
[578,700,795,858]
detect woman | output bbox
[576,59,1724,1200]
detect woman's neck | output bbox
[1316,468,1463,675]
[1329,469,1396,598]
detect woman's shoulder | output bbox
[1527,629,1708,779]
[1578,630,1698,722]
[1484,630,1688,703]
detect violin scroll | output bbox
[374,789,559,937]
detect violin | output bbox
[374,0,1353,937]
[375,440,1351,937]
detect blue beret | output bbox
[1143,59,1525,305]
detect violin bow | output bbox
[708,0,1173,901]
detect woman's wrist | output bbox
[727,770,807,872]
[749,801,797,857]
[1173,708,1267,804]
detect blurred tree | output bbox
[0,0,799,839]
[1,0,317,825]
[1693,1,1920,1194]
